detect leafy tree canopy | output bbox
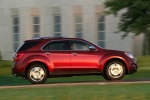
[104,0,150,37]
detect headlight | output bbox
[125,52,134,59]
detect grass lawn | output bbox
[0,56,150,100]
[0,84,150,100]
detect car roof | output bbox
[23,36,102,50]
[24,36,84,42]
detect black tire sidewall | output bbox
[27,64,48,84]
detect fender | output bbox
[98,51,128,74]
[19,54,54,73]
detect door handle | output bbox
[72,53,77,56]
[45,52,51,55]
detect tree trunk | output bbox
[143,31,150,55]
[148,32,150,55]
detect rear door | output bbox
[42,40,71,75]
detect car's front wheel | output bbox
[103,61,126,80]
[27,63,48,84]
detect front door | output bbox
[69,40,100,74]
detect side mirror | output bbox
[89,46,96,51]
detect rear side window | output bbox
[42,41,71,50]
[18,41,41,52]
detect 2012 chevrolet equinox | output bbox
[12,37,138,84]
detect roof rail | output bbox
[40,36,68,39]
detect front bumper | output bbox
[128,63,138,74]
[127,57,138,74]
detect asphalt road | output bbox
[0,79,150,89]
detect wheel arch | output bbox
[25,61,50,77]
[103,58,128,75]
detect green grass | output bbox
[0,84,150,100]
[137,56,150,67]
[0,60,13,75]
[0,56,150,100]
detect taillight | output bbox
[14,53,24,61]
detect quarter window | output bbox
[18,42,41,52]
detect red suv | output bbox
[12,37,138,84]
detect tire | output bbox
[103,61,126,80]
[27,63,48,84]
[103,74,111,80]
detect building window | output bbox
[97,15,105,48]
[75,14,83,38]
[13,16,20,51]
[54,15,61,36]
[33,16,40,38]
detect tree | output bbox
[104,0,150,55]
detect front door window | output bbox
[70,40,91,51]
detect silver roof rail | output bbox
[40,36,68,39]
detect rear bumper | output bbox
[12,64,26,77]
[12,68,25,77]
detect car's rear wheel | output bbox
[103,61,126,80]
[27,63,48,84]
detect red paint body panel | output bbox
[44,51,71,75]
[70,51,100,74]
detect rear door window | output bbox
[42,40,71,50]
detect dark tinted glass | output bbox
[18,41,40,52]
[42,41,71,50]
[70,40,91,50]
